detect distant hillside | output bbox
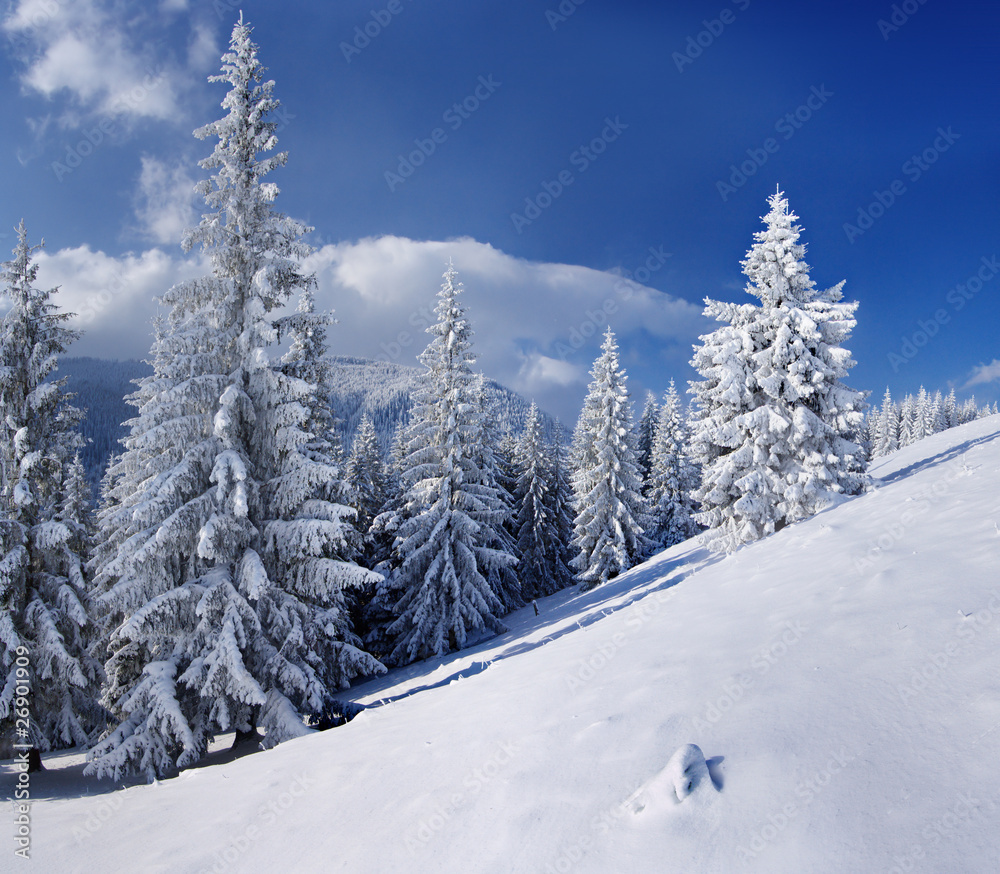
[59,355,557,500]
[327,355,557,453]
[61,357,152,498]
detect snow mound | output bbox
[664,743,715,802]
[628,743,718,815]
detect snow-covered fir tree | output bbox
[863,408,879,458]
[899,394,918,446]
[264,285,383,696]
[645,380,701,549]
[380,264,510,665]
[87,318,182,692]
[943,388,959,429]
[469,375,521,612]
[570,329,651,589]
[910,386,930,443]
[544,422,577,590]
[345,413,389,546]
[960,396,978,425]
[923,389,945,438]
[690,189,866,554]
[871,388,899,459]
[635,390,659,485]
[495,428,521,543]
[366,427,407,574]
[0,223,103,761]
[359,428,408,659]
[513,403,573,600]
[87,18,380,782]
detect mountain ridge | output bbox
[60,355,559,496]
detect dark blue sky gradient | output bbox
[1,0,997,411]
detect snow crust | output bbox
[8,415,1000,872]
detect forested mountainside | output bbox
[60,355,555,497]
[61,357,152,497]
[327,355,556,452]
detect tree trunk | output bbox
[27,748,44,773]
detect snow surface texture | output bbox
[5,416,1000,872]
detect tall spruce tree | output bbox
[469,376,521,612]
[923,389,945,438]
[544,422,577,588]
[0,223,103,761]
[382,264,510,665]
[635,391,659,486]
[87,18,380,782]
[899,394,917,446]
[645,380,701,549]
[959,397,978,425]
[864,410,879,459]
[360,428,408,660]
[263,285,383,697]
[513,403,573,600]
[570,329,651,588]
[943,388,959,430]
[690,189,866,553]
[911,386,930,443]
[872,388,899,459]
[495,429,521,546]
[345,414,388,545]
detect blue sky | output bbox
[0,0,997,424]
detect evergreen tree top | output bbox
[3,220,41,298]
[3,221,76,331]
[197,15,284,176]
[591,328,625,383]
[186,16,311,285]
[741,187,817,309]
[420,262,476,371]
[1,221,80,411]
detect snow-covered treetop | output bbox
[741,187,816,309]
[590,328,628,402]
[195,14,286,199]
[185,15,312,338]
[420,261,476,376]
[3,220,41,302]
[1,221,78,370]
[0,221,80,513]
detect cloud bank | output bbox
[26,234,707,422]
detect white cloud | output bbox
[2,0,60,32]
[28,235,706,421]
[964,360,1000,388]
[31,244,208,359]
[303,235,706,418]
[133,156,199,244]
[186,20,219,72]
[2,0,216,128]
[518,353,584,390]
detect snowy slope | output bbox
[7,416,1000,873]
